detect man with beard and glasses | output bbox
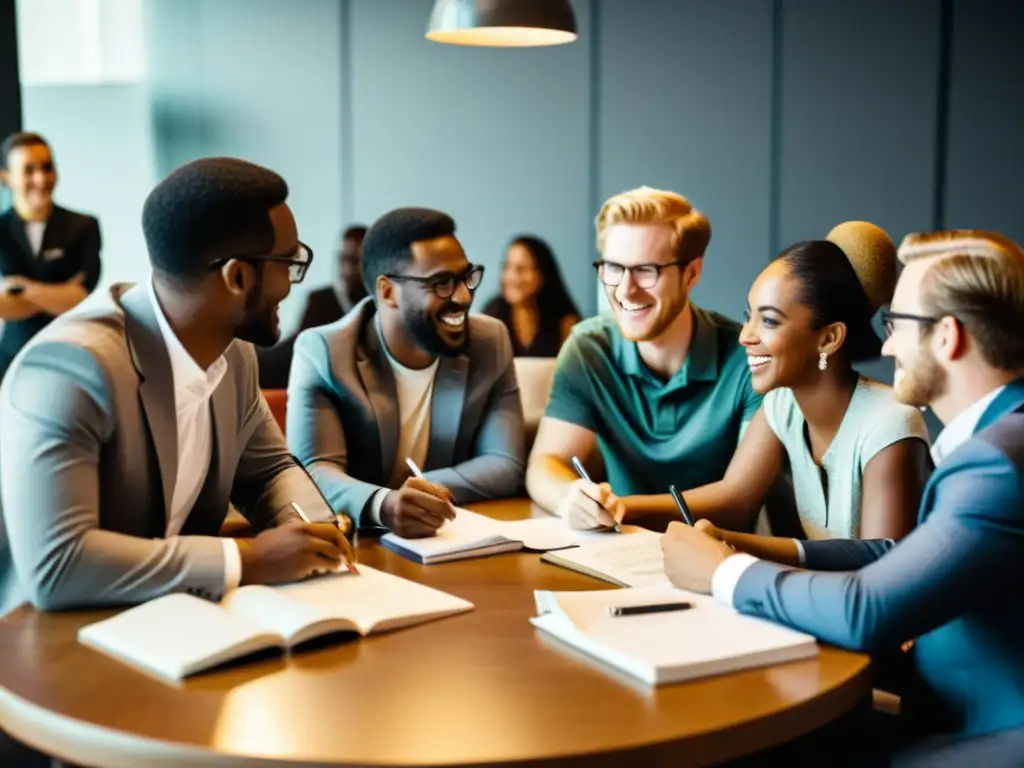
[526,186,761,529]
[659,230,1024,765]
[0,156,357,616]
[287,207,525,537]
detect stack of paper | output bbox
[531,584,818,685]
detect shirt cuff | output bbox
[711,553,760,607]
[793,538,806,565]
[222,539,242,592]
[368,488,388,527]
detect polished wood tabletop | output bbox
[0,500,872,768]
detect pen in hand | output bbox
[608,601,692,617]
[668,484,696,526]
[405,457,458,508]
[291,502,359,574]
[570,455,621,533]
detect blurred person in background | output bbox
[482,234,580,357]
[0,132,101,382]
[258,224,366,388]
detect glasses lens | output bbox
[465,266,484,291]
[599,262,624,286]
[433,278,456,298]
[634,266,660,289]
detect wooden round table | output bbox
[0,500,871,767]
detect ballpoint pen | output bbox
[668,484,696,526]
[607,602,692,617]
[291,501,360,574]
[570,455,621,533]
[406,457,458,508]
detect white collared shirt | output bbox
[148,282,241,591]
[711,384,1008,607]
[25,221,45,257]
[930,385,1006,465]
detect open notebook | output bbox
[531,584,818,685]
[540,529,668,587]
[78,566,473,681]
[380,508,646,564]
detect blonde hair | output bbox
[596,186,711,264]
[897,229,1024,371]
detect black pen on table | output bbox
[291,501,360,574]
[668,484,696,526]
[570,455,621,533]
[607,602,692,617]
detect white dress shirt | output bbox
[711,385,1008,607]
[148,282,242,590]
[367,320,439,525]
[25,220,45,257]
[929,386,1006,466]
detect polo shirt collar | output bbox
[618,305,720,388]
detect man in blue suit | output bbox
[661,229,1024,763]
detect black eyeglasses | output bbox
[592,259,689,289]
[208,242,314,284]
[880,310,940,338]
[386,265,485,299]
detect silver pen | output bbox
[291,502,359,574]
[405,457,458,508]
[570,455,621,533]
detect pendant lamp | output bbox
[426,0,577,47]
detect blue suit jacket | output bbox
[733,380,1024,738]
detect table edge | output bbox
[0,654,873,768]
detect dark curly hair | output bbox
[361,207,456,296]
[142,156,289,280]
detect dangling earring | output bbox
[818,352,828,371]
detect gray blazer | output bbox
[732,380,1024,739]
[0,284,333,615]
[287,298,525,526]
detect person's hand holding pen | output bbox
[380,458,457,538]
[235,504,359,585]
[557,456,625,531]
[290,502,359,576]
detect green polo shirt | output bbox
[544,305,761,496]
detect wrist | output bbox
[234,539,259,586]
[379,490,398,527]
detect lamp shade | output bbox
[426,0,577,47]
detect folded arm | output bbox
[14,220,102,317]
[21,274,90,316]
[0,283,39,321]
[0,342,226,610]
[731,453,1022,651]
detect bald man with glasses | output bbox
[287,207,525,538]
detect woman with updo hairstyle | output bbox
[482,235,580,357]
[677,221,932,552]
